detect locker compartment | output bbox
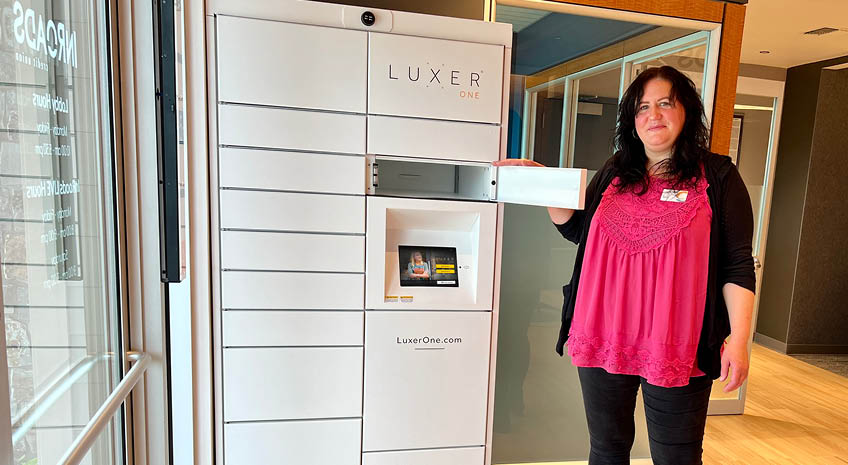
[219,190,364,234]
[367,115,500,163]
[362,446,484,465]
[365,196,496,311]
[218,104,366,154]
[221,231,365,272]
[367,155,492,202]
[217,15,367,113]
[223,347,362,421]
[223,310,364,347]
[362,311,491,451]
[219,148,365,195]
[366,155,587,209]
[225,418,361,465]
[221,271,364,310]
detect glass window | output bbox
[493,4,715,463]
[1,1,124,463]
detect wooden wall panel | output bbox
[709,3,746,155]
[550,0,724,22]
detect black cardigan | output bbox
[554,151,756,380]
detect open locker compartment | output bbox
[367,155,492,202]
[367,155,587,209]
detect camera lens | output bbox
[361,11,376,26]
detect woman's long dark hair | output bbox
[612,66,710,194]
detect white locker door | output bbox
[363,311,491,451]
[362,447,485,465]
[217,16,367,113]
[492,165,587,209]
[225,419,362,465]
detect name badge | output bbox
[661,189,688,202]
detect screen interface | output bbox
[398,245,459,287]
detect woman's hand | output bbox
[492,158,545,167]
[719,337,750,392]
[720,283,755,392]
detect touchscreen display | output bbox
[398,245,459,287]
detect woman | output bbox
[496,66,755,465]
[407,250,430,279]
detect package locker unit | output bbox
[206,1,586,464]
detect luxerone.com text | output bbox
[397,336,462,344]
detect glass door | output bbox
[0,1,128,463]
[707,77,784,414]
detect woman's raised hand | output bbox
[492,158,545,167]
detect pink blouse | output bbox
[567,173,712,387]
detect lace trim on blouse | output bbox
[568,332,697,387]
[597,177,709,255]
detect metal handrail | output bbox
[56,351,150,465]
[11,353,112,445]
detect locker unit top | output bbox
[207,0,513,47]
[214,14,511,161]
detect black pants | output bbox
[577,367,713,465]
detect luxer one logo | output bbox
[9,1,78,68]
[388,64,484,100]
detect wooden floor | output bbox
[702,344,848,464]
[501,344,848,465]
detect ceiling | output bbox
[495,6,549,32]
[741,0,848,67]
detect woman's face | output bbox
[634,78,686,157]
[413,252,423,262]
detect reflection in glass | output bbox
[492,4,714,463]
[632,43,708,95]
[529,82,564,167]
[1,1,123,464]
[570,66,622,171]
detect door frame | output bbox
[707,75,784,415]
[115,0,174,460]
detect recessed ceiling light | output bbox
[759,50,770,54]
